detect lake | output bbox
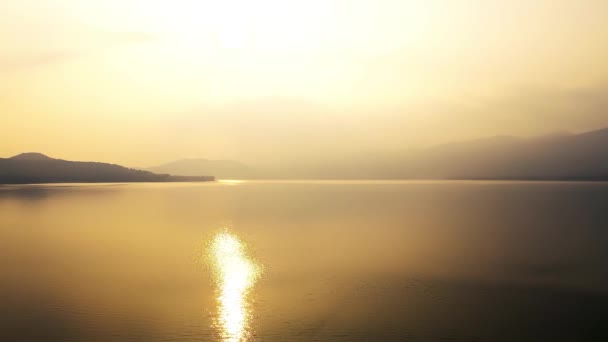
[1,181,607,341]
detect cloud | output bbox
[0,51,78,71]
[422,83,608,141]
[93,30,157,46]
[0,30,156,72]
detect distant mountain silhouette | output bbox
[148,159,257,179]
[326,127,608,180]
[400,127,608,180]
[10,152,54,161]
[0,153,214,184]
[154,127,608,180]
[7,126,608,183]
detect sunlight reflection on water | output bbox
[210,231,261,341]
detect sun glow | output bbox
[96,0,342,51]
[81,0,433,56]
[210,231,261,342]
[56,0,437,106]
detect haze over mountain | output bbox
[148,159,256,180]
[386,127,608,180]
[0,153,214,184]
[152,127,608,180]
[335,127,608,180]
[3,127,608,183]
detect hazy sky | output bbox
[1,0,608,166]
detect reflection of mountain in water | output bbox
[0,153,214,184]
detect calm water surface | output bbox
[1,181,607,341]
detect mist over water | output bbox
[1,181,608,341]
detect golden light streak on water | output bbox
[218,180,246,185]
[210,231,261,342]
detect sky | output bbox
[1,0,608,166]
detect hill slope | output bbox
[0,153,214,184]
[403,128,608,180]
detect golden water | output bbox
[1,181,607,341]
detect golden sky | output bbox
[1,0,608,166]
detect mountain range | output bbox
[149,127,608,180]
[3,127,608,183]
